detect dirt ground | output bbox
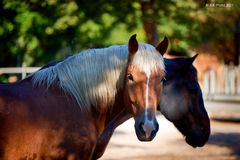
[101,102,240,160]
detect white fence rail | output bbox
[203,64,240,101]
[1,64,240,101]
[0,64,40,79]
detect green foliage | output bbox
[0,0,237,67]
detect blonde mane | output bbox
[32,43,164,111]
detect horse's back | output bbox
[0,86,8,117]
[0,81,98,159]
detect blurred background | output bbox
[0,0,240,159]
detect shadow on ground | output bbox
[208,132,240,158]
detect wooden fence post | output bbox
[22,63,27,79]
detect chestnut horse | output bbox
[92,55,210,159]
[0,34,168,159]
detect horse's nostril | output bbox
[142,122,156,138]
[139,122,144,133]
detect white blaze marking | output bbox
[145,67,151,119]
[142,67,155,138]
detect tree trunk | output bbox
[140,1,159,45]
[234,19,240,66]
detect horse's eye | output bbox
[127,74,134,81]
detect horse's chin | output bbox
[136,134,155,142]
[135,129,157,142]
[185,134,209,148]
[176,125,210,148]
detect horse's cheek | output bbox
[126,84,136,103]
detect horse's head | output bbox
[124,34,168,141]
[160,55,210,147]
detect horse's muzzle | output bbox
[185,128,210,147]
[134,119,159,141]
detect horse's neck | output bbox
[92,89,131,159]
[103,89,124,124]
[102,88,131,134]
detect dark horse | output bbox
[92,55,210,159]
[0,35,168,159]
[160,55,210,147]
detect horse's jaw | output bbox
[185,129,210,148]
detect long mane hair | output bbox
[32,44,164,111]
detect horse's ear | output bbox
[189,54,198,64]
[128,34,138,55]
[184,54,198,69]
[156,36,168,56]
